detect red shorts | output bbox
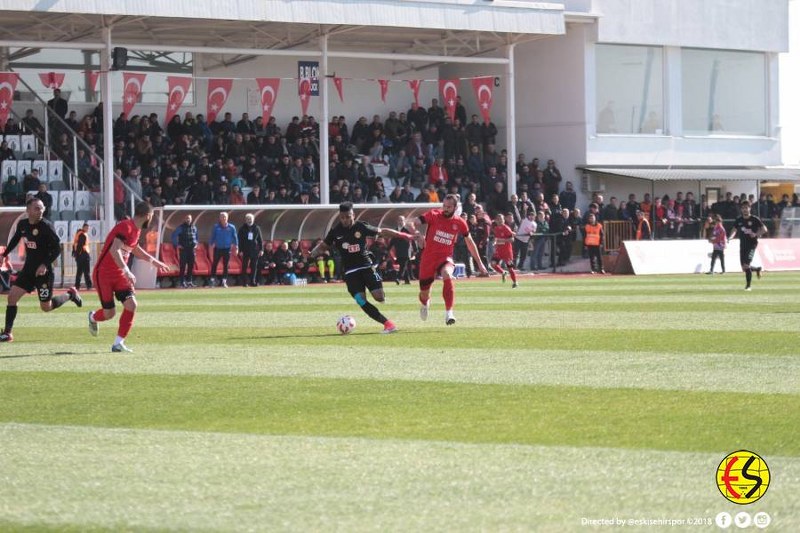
[419,254,454,283]
[492,248,513,263]
[93,267,135,308]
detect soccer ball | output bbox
[337,315,356,335]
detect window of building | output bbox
[681,49,766,136]
[596,44,664,135]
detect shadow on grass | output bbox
[237,331,400,340]
[0,350,105,360]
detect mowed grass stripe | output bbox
[3,344,800,395]
[2,372,798,455]
[2,322,798,355]
[4,424,800,532]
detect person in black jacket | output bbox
[171,214,198,288]
[0,197,83,342]
[237,213,263,286]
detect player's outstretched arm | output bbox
[378,228,416,241]
[465,233,488,275]
[133,245,172,272]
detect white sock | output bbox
[114,335,124,345]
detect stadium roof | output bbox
[581,167,800,183]
[0,1,570,59]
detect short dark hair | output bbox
[339,201,354,213]
[134,201,153,217]
[740,200,751,207]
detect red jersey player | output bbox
[491,213,518,288]
[416,194,488,325]
[87,202,170,352]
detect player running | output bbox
[728,200,767,291]
[310,202,415,333]
[0,197,83,342]
[87,201,170,352]
[490,212,518,288]
[416,194,488,325]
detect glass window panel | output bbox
[681,49,766,136]
[596,44,664,135]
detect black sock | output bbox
[5,305,17,333]
[745,269,752,286]
[50,294,70,310]
[361,302,388,325]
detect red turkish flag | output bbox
[87,70,100,93]
[378,80,389,103]
[165,76,192,125]
[206,78,233,123]
[256,78,281,124]
[0,72,19,130]
[408,80,421,106]
[333,77,344,102]
[38,72,65,89]
[471,77,494,125]
[439,79,459,122]
[122,72,146,117]
[298,78,312,116]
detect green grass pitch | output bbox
[1,272,799,531]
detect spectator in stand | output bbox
[237,213,263,286]
[560,181,577,211]
[543,159,562,198]
[531,210,549,271]
[21,109,44,137]
[2,177,24,207]
[653,197,667,239]
[22,169,41,197]
[635,210,651,240]
[455,96,467,128]
[259,241,277,285]
[602,196,620,221]
[682,191,700,238]
[272,241,294,283]
[209,211,237,288]
[639,193,652,222]
[35,183,53,220]
[626,193,640,220]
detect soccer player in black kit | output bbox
[728,200,767,291]
[0,197,82,342]
[311,202,415,333]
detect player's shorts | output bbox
[419,254,454,288]
[740,244,757,266]
[93,267,135,309]
[344,266,383,296]
[492,248,514,264]
[13,266,55,302]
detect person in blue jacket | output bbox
[209,211,237,287]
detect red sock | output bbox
[508,268,517,283]
[93,309,107,322]
[118,309,135,339]
[492,264,504,274]
[443,279,455,310]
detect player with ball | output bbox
[311,202,416,334]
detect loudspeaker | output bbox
[111,47,128,70]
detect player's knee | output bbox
[353,293,367,307]
[372,290,385,303]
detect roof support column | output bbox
[101,27,115,230]
[320,35,330,205]
[505,43,517,199]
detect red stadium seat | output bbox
[158,243,179,277]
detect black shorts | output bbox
[345,266,383,296]
[13,266,55,302]
[740,244,757,266]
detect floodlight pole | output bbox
[101,27,115,232]
[506,43,517,199]
[320,35,330,205]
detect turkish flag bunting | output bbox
[0,72,19,130]
[408,80,421,107]
[378,80,389,103]
[122,72,147,117]
[471,77,494,125]
[206,78,233,123]
[333,77,344,102]
[38,72,65,89]
[439,79,459,122]
[165,76,192,126]
[87,70,101,93]
[256,78,281,124]
[298,78,312,116]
